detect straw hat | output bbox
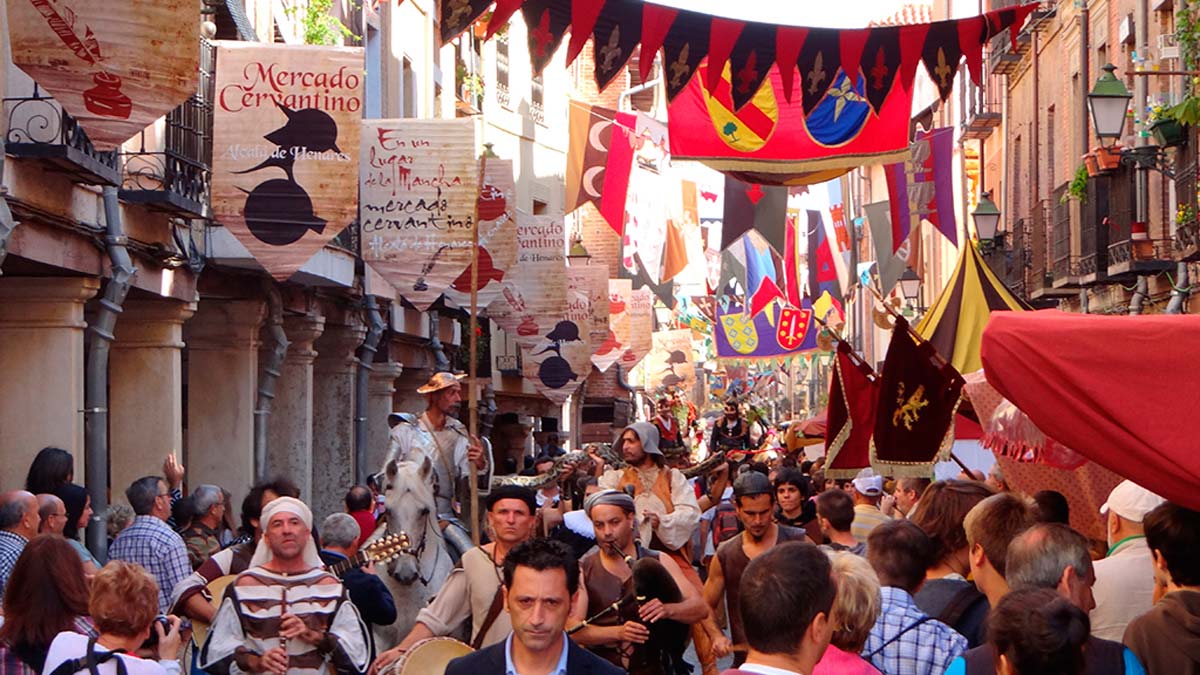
[416,371,466,394]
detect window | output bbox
[1046,105,1055,197]
[496,32,510,108]
[533,199,548,215]
[401,57,416,118]
[531,73,545,125]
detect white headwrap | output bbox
[249,496,324,569]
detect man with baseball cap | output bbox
[850,468,892,545]
[386,371,492,558]
[704,472,810,666]
[1091,480,1166,641]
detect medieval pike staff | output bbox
[466,145,489,547]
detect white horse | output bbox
[371,455,454,650]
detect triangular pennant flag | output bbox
[728,22,776,111]
[591,0,642,91]
[985,3,1037,51]
[599,111,637,234]
[566,0,608,65]
[661,10,712,100]
[860,26,901,114]
[898,23,931,93]
[486,0,525,40]
[706,17,745,92]
[864,200,910,294]
[797,28,841,116]
[722,175,787,252]
[839,28,871,83]
[957,15,987,86]
[870,317,964,477]
[521,0,572,76]
[749,277,785,317]
[639,3,679,80]
[439,0,493,44]
[661,219,690,282]
[824,341,879,479]
[922,21,964,102]
[775,26,809,103]
[784,210,803,308]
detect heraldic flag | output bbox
[871,318,965,476]
[824,341,880,479]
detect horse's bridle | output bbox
[393,511,442,587]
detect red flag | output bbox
[565,101,616,214]
[825,342,879,478]
[749,276,785,317]
[783,212,802,307]
[599,111,636,234]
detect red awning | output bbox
[982,311,1200,510]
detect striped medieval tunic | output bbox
[199,567,369,675]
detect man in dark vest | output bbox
[717,541,836,675]
[947,523,1146,674]
[704,472,810,665]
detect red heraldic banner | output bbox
[212,42,363,281]
[668,61,912,182]
[8,0,199,149]
[360,118,478,308]
[824,342,880,479]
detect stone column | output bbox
[265,314,325,499]
[366,361,403,474]
[0,277,99,488]
[109,299,196,496]
[311,322,366,520]
[183,300,264,502]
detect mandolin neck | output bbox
[326,551,367,578]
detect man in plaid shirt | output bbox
[109,475,191,614]
[863,520,967,675]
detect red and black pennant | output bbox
[592,0,642,91]
[796,28,841,117]
[728,22,776,110]
[521,0,572,75]
[661,10,711,101]
[860,26,902,114]
[922,20,963,102]
[439,0,493,45]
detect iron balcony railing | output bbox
[4,82,121,186]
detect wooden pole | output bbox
[467,149,488,547]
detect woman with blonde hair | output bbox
[813,551,883,675]
[42,561,183,675]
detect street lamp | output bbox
[898,268,921,306]
[1087,64,1133,145]
[566,233,591,265]
[972,190,1001,242]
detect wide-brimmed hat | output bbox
[417,371,466,394]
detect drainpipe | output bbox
[0,141,15,273]
[253,280,288,481]
[1129,276,1149,314]
[1166,262,1190,313]
[1134,0,1150,223]
[354,295,385,485]
[617,78,662,112]
[84,186,136,561]
[1079,288,1090,313]
[429,309,451,371]
[1080,2,1090,160]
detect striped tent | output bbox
[916,243,1032,373]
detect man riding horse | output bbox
[388,371,492,559]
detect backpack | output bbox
[711,500,742,547]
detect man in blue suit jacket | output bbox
[446,539,621,675]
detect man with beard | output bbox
[704,472,811,666]
[199,497,369,675]
[709,400,751,462]
[388,372,491,557]
[573,490,708,674]
[371,486,586,673]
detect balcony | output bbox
[1076,172,1122,286]
[3,83,121,186]
[982,218,1029,298]
[120,40,215,218]
[961,80,1002,140]
[1050,183,1080,289]
[1173,128,1200,260]
[986,1,1055,75]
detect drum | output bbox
[383,638,474,675]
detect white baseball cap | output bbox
[1100,480,1166,523]
[852,468,883,497]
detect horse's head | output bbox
[380,455,438,585]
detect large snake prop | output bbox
[491,450,588,490]
[590,442,727,479]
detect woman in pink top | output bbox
[813,551,883,675]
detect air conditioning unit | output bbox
[1159,33,1180,60]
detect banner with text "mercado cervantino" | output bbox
[442,159,519,311]
[360,118,479,309]
[488,213,568,351]
[211,42,363,280]
[7,0,199,150]
[593,278,632,373]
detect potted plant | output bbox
[1063,164,1089,203]
[1093,144,1123,171]
[1082,152,1100,177]
[1150,99,1191,147]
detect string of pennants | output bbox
[439,0,1038,112]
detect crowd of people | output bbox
[1,379,1199,675]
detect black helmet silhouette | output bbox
[265,102,342,154]
[242,178,327,246]
[545,321,581,343]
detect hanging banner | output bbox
[212,42,363,280]
[568,265,611,359]
[7,0,199,150]
[644,329,696,393]
[523,265,605,405]
[715,296,817,360]
[444,159,518,310]
[360,118,477,308]
[488,213,567,350]
[594,279,632,373]
[619,287,655,369]
[886,126,959,251]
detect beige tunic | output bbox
[598,466,700,551]
[413,546,510,648]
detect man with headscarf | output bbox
[572,490,708,675]
[387,372,492,558]
[709,400,751,462]
[597,422,719,673]
[199,497,370,675]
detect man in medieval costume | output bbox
[199,496,370,675]
[388,371,492,558]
